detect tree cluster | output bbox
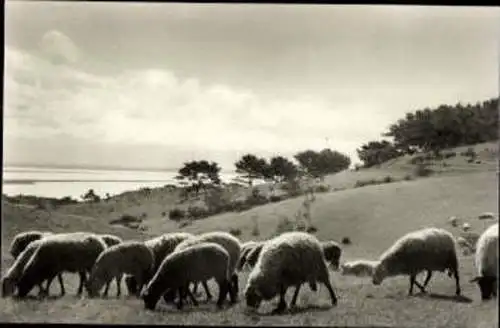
[357,97,498,167]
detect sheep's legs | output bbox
[201,281,212,301]
[408,274,421,295]
[56,274,65,296]
[452,270,461,296]
[216,279,229,309]
[116,274,123,297]
[192,282,201,296]
[419,270,433,293]
[185,285,198,306]
[228,278,237,304]
[176,288,184,310]
[322,279,338,306]
[77,271,86,296]
[103,280,111,297]
[271,284,288,315]
[290,284,302,308]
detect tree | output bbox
[356,140,401,168]
[294,148,351,179]
[177,160,222,197]
[268,156,298,183]
[82,189,100,203]
[234,154,269,186]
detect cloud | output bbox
[39,30,80,65]
[4,44,395,167]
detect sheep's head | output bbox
[323,243,342,271]
[371,263,387,285]
[1,278,15,298]
[141,286,160,311]
[339,263,350,276]
[470,276,497,300]
[162,288,177,304]
[84,278,101,298]
[244,285,262,309]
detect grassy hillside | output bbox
[0,142,498,326]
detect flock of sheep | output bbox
[1,214,498,315]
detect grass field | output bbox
[1,143,498,327]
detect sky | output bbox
[4,3,499,171]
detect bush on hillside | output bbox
[169,208,185,221]
[244,188,269,207]
[444,151,457,159]
[187,205,209,220]
[461,147,477,159]
[414,163,434,177]
[341,237,352,245]
[229,228,242,237]
[110,214,142,225]
[275,216,296,236]
[306,225,318,234]
[404,174,413,181]
[269,195,285,203]
[354,179,378,188]
[313,184,331,193]
[383,175,394,183]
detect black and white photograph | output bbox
[1,2,499,326]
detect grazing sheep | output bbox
[340,259,379,277]
[470,223,498,300]
[478,212,496,220]
[9,231,53,259]
[372,227,461,296]
[244,231,337,314]
[124,232,194,296]
[86,241,155,298]
[447,216,458,227]
[462,222,471,232]
[460,231,480,250]
[2,239,62,297]
[7,231,67,295]
[16,233,107,298]
[141,242,235,310]
[166,231,241,303]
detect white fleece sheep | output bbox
[478,212,497,221]
[124,232,195,295]
[470,223,498,300]
[456,236,474,255]
[141,242,235,311]
[462,222,471,232]
[321,240,343,271]
[86,241,155,298]
[237,241,265,272]
[169,231,241,302]
[372,227,461,296]
[244,231,338,314]
[340,259,379,277]
[16,232,107,298]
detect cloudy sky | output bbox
[4,3,499,170]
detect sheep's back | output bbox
[96,241,155,275]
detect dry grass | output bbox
[1,145,498,326]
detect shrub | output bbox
[444,151,457,159]
[461,147,477,158]
[168,208,185,221]
[229,228,242,237]
[161,211,167,217]
[341,237,351,245]
[179,220,192,228]
[244,188,269,207]
[140,212,148,219]
[187,206,209,220]
[414,163,433,177]
[467,158,475,163]
[475,160,482,164]
[314,184,331,193]
[110,214,142,225]
[281,179,303,197]
[269,195,284,203]
[383,176,393,183]
[404,174,413,181]
[231,200,252,213]
[408,155,425,165]
[306,225,318,234]
[355,179,378,188]
[275,216,295,236]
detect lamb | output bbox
[244,231,338,314]
[340,259,379,277]
[141,242,235,310]
[16,232,107,297]
[164,231,241,303]
[371,227,461,296]
[470,223,498,300]
[85,241,155,298]
[124,232,194,295]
